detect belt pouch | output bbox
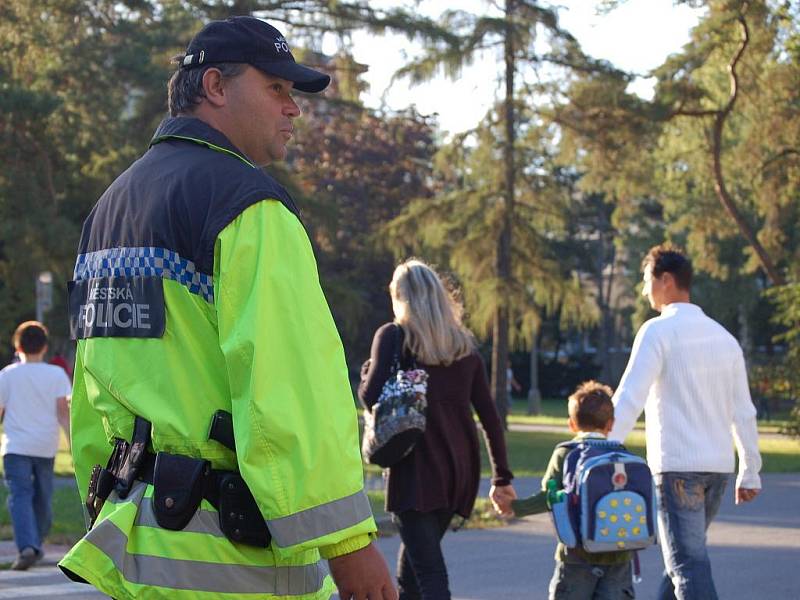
[152,452,210,531]
[218,473,272,547]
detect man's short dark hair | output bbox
[642,243,693,290]
[568,380,614,431]
[12,321,49,355]
[167,61,246,116]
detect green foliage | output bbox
[0,0,201,349]
[557,1,800,287]
[763,283,800,437]
[0,1,438,369]
[385,114,597,350]
[386,0,605,388]
[289,100,438,364]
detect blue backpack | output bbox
[549,439,657,553]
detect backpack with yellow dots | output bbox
[553,439,657,553]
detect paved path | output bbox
[1,473,798,598]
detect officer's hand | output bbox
[328,541,397,600]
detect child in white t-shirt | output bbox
[0,321,71,570]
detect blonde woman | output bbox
[359,259,515,600]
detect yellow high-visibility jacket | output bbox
[59,116,375,599]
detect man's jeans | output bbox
[3,454,55,553]
[393,509,455,600]
[655,472,730,600]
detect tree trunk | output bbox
[738,301,751,361]
[599,238,616,382]
[527,328,542,415]
[491,0,517,429]
[492,310,510,427]
[711,112,784,286]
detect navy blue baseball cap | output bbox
[180,16,331,93]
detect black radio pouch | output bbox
[153,452,210,531]
[218,473,271,547]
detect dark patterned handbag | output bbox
[362,325,428,468]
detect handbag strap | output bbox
[392,324,419,372]
[391,323,403,373]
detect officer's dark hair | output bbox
[568,380,614,431]
[167,60,247,116]
[642,243,693,291]
[12,321,49,355]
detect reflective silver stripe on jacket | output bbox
[106,486,223,537]
[266,488,373,547]
[135,496,225,538]
[107,483,371,551]
[85,519,327,595]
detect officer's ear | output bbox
[201,67,227,108]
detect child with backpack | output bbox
[509,381,655,599]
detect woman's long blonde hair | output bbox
[390,259,475,366]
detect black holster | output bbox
[85,416,152,528]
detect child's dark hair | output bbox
[12,321,49,355]
[568,380,614,431]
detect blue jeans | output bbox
[655,472,730,600]
[393,509,454,600]
[3,454,55,553]
[548,560,634,599]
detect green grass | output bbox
[505,397,792,435]
[480,428,800,477]
[0,484,86,546]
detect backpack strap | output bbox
[555,441,579,450]
[563,438,627,451]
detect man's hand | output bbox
[328,541,397,600]
[490,483,517,517]
[735,487,760,504]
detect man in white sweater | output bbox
[609,244,761,600]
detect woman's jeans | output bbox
[3,454,55,553]
[393,508,455,600]
[655,472,730,600]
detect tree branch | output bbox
[668,4,783,285]
[760,148,800,174]
[708,5,785,285]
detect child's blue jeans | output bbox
[655,471,730,600]
[3,453,55,553]
[548,559,634,599]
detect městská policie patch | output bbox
[68,276,166,339]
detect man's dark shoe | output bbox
[10,547,38,571]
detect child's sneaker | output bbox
[10,546,38,571]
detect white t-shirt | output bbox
[0,362,72,458]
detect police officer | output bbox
[60,16,396,600]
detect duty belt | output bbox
[85,413,271,548]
